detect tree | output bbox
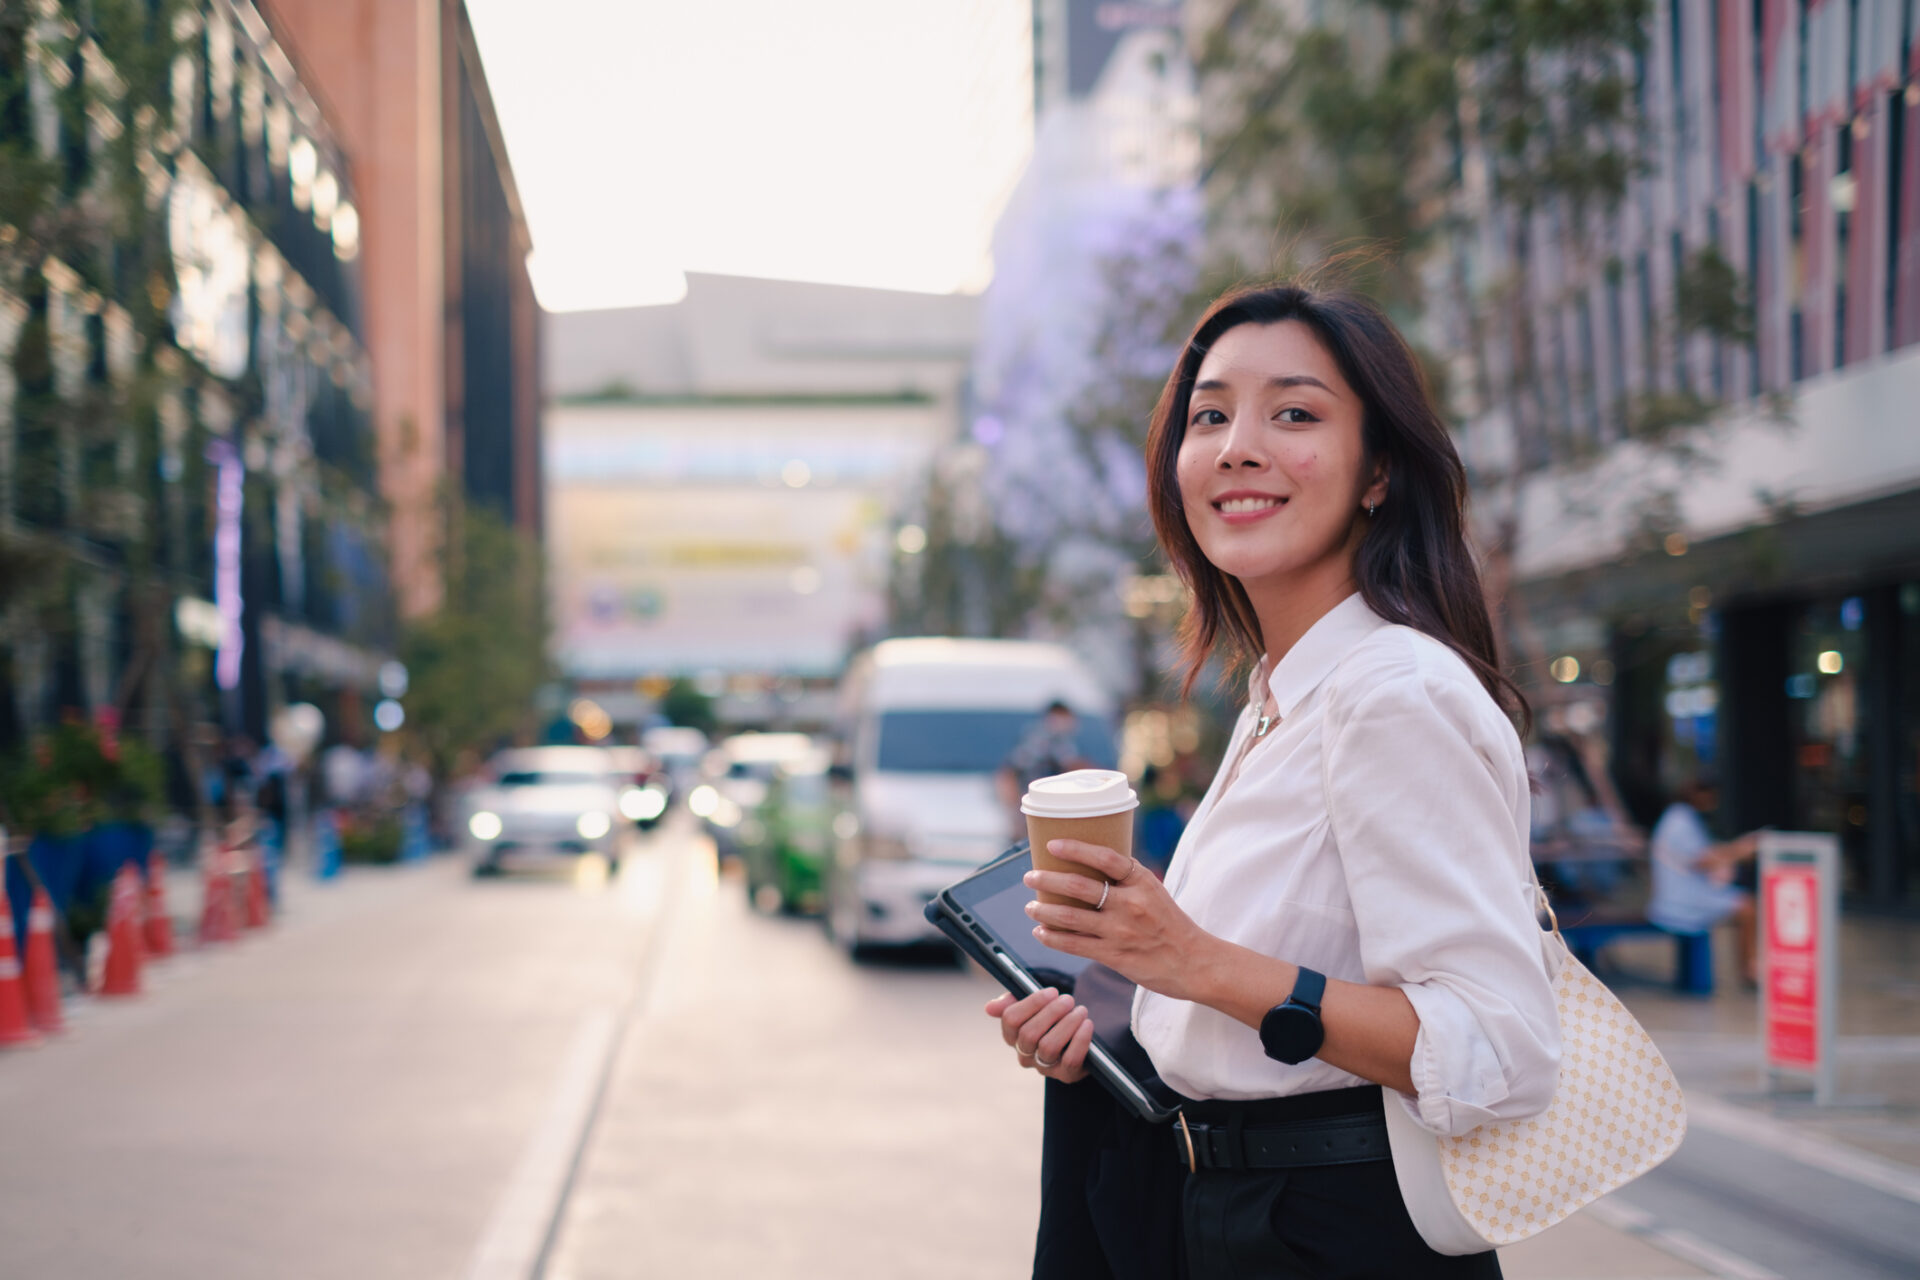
[400,500,550,779]
[1194,0,1764,697]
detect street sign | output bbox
[1759,831,1840,1104]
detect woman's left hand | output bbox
[1025,839,1213,1002]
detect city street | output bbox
[2,817,1915,1279]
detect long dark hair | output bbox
[1145,281,1529,731]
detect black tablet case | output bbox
[925,845,1181,1123]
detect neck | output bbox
[1241,551,1361,671]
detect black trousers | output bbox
[1034,1078,1187,1280]
[1035,1082,1501,1280]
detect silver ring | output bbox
[1034,1050,1061,1069]
[1095,880,1111,911]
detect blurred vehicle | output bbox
[825,638,1115,957]
[741,745,838,915]
[606,745,671,829]
[643,726,710,797]
[463,746,626,876]
[688,732,817,857]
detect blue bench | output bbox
[1559,917,1714,995]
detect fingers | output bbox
[1022,868,1108,904]
[1032,924,1091,957]
[995,987,1061,1047]
[984,993,1015,1018]
[1039,1016,1098,1083]
[1013,992,1077,1058]
[1033,1003,1089,1066]
[1043,838,1134,881]
[1025,898,1100,933]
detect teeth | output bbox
[1218,497,1282,514]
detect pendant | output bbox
[1255,713,1275,738]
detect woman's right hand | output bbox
[983,987,1095,1083]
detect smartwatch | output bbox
[1258,966,1327,1065]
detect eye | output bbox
[1189,407,1228,428]
[1275,407,1319,424]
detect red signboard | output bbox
[1762,864,1820,1069]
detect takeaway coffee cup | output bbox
[1022,770,1138,908]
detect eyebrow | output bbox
[1193,374,1335,394]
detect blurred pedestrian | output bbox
[986,282,1558,1277]
[1646,775,1759,985]
[996,701,1091,837]
[1134,766,1184,879]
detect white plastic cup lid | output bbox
[1020,769,1138,818]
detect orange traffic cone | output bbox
[0,906,43,1047]
[22,888,63,1034]
[198,848,237,945]
[143,853,174,958]
[242,842,270,930]
[96,865,145,997]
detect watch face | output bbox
[1260,1004,1325,1065]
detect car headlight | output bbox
[469,811,503,841]
[619,787,669,821]
[576,811,612,839]
[687,784,720,818]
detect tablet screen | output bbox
[946,852,1163,1090]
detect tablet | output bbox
[925,845,1183,1124]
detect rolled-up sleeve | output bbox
[1323,670,1560,1136]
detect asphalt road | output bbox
[3,815,1914,1279]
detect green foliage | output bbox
[339,813,402,864]
[1,712,163,836]
[399,502,552,778]
[1676,245,1755,345]
[659,678,717,737]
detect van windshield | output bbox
[875,710,1115,774]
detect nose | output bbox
[1213,414,1267,471]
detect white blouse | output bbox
[1132,593,1560,1138]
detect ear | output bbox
[1361,461,1389,512]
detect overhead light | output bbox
[1817,650,1843,675]
[896,524,928,555]
[1549,656,1580,683]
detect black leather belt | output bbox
[1175,1111,1390,1173]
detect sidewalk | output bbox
[1607,914,1920,1170]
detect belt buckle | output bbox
[1176,1111,1198,1174]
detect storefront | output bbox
[1528,491,1920,915]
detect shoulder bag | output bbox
[1382,884,1689,1254]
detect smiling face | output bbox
[1175,320,1386,596]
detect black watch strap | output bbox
[1290,965,1326,1012]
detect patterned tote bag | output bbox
[1383,884,1689,1255]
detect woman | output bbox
[986,282,1559,1278]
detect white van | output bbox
[826,637,1116,956]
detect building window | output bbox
[1835,121,1852,368]
[1670,230,1691,391]
[1888,89,1906,351]
[1746,179,1762,395]
[1606,264,1628,434]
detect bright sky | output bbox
[465,0,1034,312]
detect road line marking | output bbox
[1588,1198,1783,1280]
[460,836,699,1280]
[462,1010,619,1280]
[1638,1227,1784,1280]
[1686,1092,1920,1207]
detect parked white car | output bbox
[465,746,627,876]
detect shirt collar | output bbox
[1248,592,1389,720]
